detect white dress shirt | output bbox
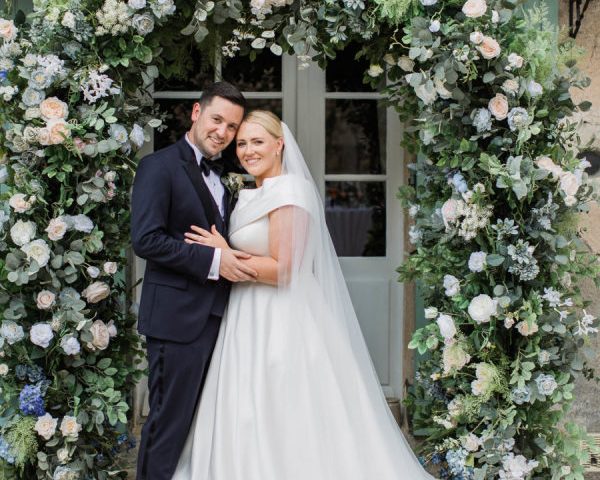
[185,134,223,280]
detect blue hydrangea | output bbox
[0,70,7,81]
[445,448,474,479]
[19,384,46,416]
[472,108,492,133]
[0,436,15,464]
[451,172,469,193]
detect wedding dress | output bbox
[172,125,435,480]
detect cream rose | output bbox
[468,294,497,323]
[462,0,487,18]
[442,342,471,374]
[0,19,17,41]
[103,262,117,275]
[0,363,8,376]
[535,156,563,180]
[60,416,82,439]
[56,447,70,464]
[9,193,34,213]
[37,127,52,146]
[37,290,56,310]
[39,97,68,121]
[45,217,68,241]
[488,93,509,120]
[89,320,110,350]
[477,36,501,60]
[35,413,58,440]
[82,281,110,303]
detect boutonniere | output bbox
[221,172,245,198]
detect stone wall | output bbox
[559,0,600,435]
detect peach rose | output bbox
[488,93,509,120]
[535,156,563,180]
[462,0,487,18]
[45,217,68,241]
[0,19,17,41]
[477,36,501,60]
[47,119,71,145]
[40,97,69,121]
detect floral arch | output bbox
[0,0,598,478]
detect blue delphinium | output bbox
[19,384,46,416]
[0,436,15,464]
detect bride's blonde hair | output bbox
[241,110,283,140]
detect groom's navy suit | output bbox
[131,136,235,479]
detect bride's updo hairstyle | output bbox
[242,110,284,142]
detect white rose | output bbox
[103,262,117,275]
[87,266,100,278]
[45,217,68,241]
[504,317,515,329]
[82,281,110,303]
[0,364,8,375]
[478,36,501,59]
[35,413,58,440]
[441,198,461,228]
[367,65,384,78]
[559,171,581,198]
[89,320,110,350]
[56,447,70,464]
[425,307,439,319]
[468,294,496,323]
[437,314,457,340]
[527,79,543,97]
[9,193,34,213]
[468,251,487,272]
[0,19,17,41]
[469,31,484,44]
[21,239,51,267]
[39,97,69,121]
[535,156,563,180]
[429,20,441,33]
[10,220,36,246]
[443,274,461,297]
[37,290,56,310]
[30,323,54,348]
[507,53,524,69]
[462,433,480,452]
[61,336,81,355]
[129,123,145,148]
[488,93,509,120]
[516,320,539,336]
[462,0,487,18]
[107,320,117,338]
[60,416,82,439]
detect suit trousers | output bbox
[136,315,222,480]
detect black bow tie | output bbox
[199,156,224,177]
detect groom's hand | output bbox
[220,249,258,282]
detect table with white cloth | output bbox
[325,206,374,257]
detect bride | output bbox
[172,110,435,479]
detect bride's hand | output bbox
[185,225,230,249]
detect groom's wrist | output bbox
[207,248,222,280]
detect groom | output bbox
[131,82,257,480]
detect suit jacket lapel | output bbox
[179,139,219,228]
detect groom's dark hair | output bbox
[199,81,246,111]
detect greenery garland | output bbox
[0,0,598,478]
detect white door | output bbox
[135,48,405,419]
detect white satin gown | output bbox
[172,175,435,480]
